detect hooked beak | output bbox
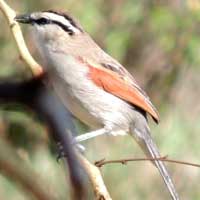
[14,14,32,24]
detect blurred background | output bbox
[0,0,200,199]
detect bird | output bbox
[15,10,179,200]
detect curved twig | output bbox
[0,0,43,76]
[95,156,200,168]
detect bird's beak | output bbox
[14,14,32,24]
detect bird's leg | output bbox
[73,128,108,143]
[57,129,108,161]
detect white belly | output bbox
[52,78,103,129]
[42,50,135,133]
[51,71,135,135]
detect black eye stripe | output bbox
[35,17,51,25]
[52,20,74,35]
[34,18,75,35]
[45,10,83,33]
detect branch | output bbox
[30,78,88,200]
[0,78,112,200]
[95,156,200,168]
[0,1,112,199]
[0,0,43,76]
[78,154,112,200]
[0,1,87,199]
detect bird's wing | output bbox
[79,57,159,123]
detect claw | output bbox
[56,141,86,162]
[56,141,66,162]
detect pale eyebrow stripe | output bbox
[43,12,80,34]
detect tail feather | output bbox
[133,129,179,200]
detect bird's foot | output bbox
[56,141,85,162]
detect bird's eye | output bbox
[35,18,50,25]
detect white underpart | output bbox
[32,23,142,136]
[49,54,134,134]
[42,12,80,34]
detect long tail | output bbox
[133,128,179,200]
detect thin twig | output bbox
[0,0,43,76]
[95,156,200,168]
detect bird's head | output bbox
[15,10,83,41]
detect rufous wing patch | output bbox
[87,65,159,123]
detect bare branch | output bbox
[95,156,200,168]
[0,0,43,76]
[78,154,112,200]
[0,1,112,199]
